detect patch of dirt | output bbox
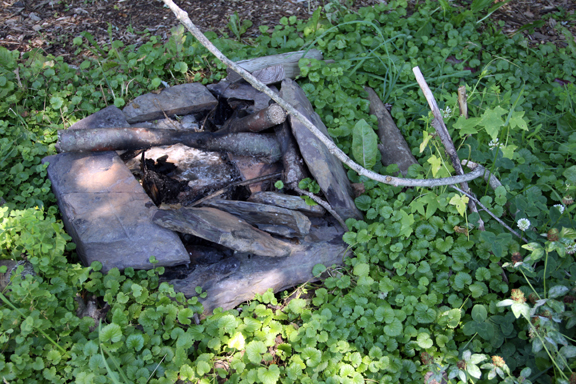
[0,0,574,64]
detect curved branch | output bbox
[161,0,484,188]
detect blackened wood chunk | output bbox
[280,79,362,221]
[153,207,293,257]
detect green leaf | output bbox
[180,364,195,381]
[218,314,237,335]
[178,308,193,325]
[384,318,403,337]
[228,332,245,350]
[246,340,266,364]
[510,302,530,319]
[196,360,211,376]
[258,365,280,384]
[548,285,569,299]
[50,96,64,110]
[126,334,144,351]
[563,165,576,184]
[312,264,326,277]
[479,106,507,140]
[100,323,122,343]
[467,363,482,379]
[352,119,378,169]
[471,305,487,322]
[449,194,469,217]
[509,110,528,131]
[427,154,443,177]
[417,332,433,349]
[287,298,306,314]
[453,116,481,137]
[353,262,369,277]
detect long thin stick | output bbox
[451,186,527,243]
[294,186,347,230]
[413,66,485,230]
[160,0,485,188]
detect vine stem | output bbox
[160,0,485,188]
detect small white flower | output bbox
[488,138,504,149]
[441,106,452,119]
[378,291,388,300]
[517,218,531,231]
[553,204,565,214]
[567,243,576,255]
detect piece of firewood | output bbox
[274,122,309,188]
[458,86,468,118]
[226,49,323,83]
[223,104,286,134]
[56,128,282,163]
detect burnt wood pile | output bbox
[44,50,416,316]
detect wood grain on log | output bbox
[153,207,293,257]
[274,122,309,188]
[226,49,323,83]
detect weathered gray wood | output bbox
[226,49,323,83]
[227,153,283,193]
[123,83,217,123]
[166,219,349,316]
[281,79,362,221]
[203,199,311,238]
[248,191,325,217]
[56,128,283,163]
[43,151,190,273]
[153,207,292,257]
[207,81,275,112]
[251,65,286,85]
[365,87,418,175]
[274,122,309,189]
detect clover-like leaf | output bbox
[228,332,245,350]
[126,334,144,351]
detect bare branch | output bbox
[294,187,347,231]
[160,0,485,188]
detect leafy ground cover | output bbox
[1,0,576,383]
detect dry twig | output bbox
[294,186,347,230]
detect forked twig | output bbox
[160,0,485,188]
[451,186,527,243]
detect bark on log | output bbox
[365,87,418,175]
[223,104,286,134]
[56,128,282,163]
[274,122,309,188]
[226,50,323,83]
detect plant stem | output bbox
[0,292,67,354]
[519,269,542,300]
[543,251,548,298]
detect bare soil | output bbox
[1,0,574,64]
